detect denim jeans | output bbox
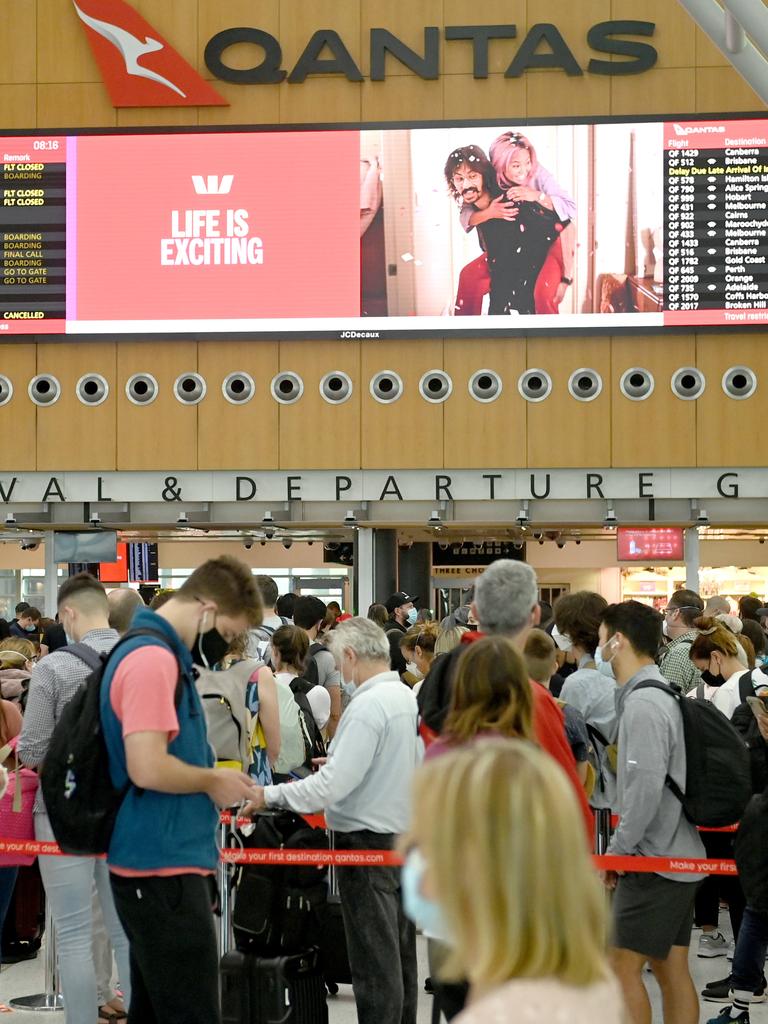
[732,906,768,994]
[335,830,418,1024]
[35,813,131,1023]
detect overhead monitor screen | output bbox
[2,114,767,339]
[617,527,685,562]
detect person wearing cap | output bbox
[384,593,418,677]
[658,589,704,694]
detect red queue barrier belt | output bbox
[0,837,739,875]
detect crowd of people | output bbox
[0,560,767,1023]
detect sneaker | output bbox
[728,940,736,962]
[705,1008,749,1024]
[700,932,731,958]
[703,976,767,1004]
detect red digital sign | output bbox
[99,541,129,582]
[617,528,685,562]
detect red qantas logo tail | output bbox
[72,0,228,107]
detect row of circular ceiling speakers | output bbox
[2,365,758,409]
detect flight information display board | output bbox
[2,115,767,339]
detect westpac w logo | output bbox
[192,175,235,196]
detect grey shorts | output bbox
[612,872,700,961]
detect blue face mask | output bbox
[401,849,450,941]
[342,680,356,698]
[407,608,418,626]
[594,641,616,679]
[25,624,37,633]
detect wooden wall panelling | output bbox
[37,0,98,83]
[1,1,36,83]
[443,337,527,468]
[0,344,37,471]
[360,339,444,469]
[610,70,697,117]
[116,341,198,470]
[278,340,361,470]
[695,335,768,467]
[0,86,36,129]
[526,336,611,468]
[359,0,443,78]
[611,335,696,468]
[695,69,763,114]
[611,0,692,70]
[197,340,279,471]
[35,342,117,471]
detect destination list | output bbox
[665,123,768,324]
[0,139,66,333]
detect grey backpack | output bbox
[195,660,255,771]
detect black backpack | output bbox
[233,810,328,955]
[290,678,327,766]
[735,787,768,911]
[633,679,752,828]
[301,642,327,689]
[40,628,181,856]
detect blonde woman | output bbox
[403,739,626,1023]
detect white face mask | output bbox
[405,661,423,680]
[662,619,670,639]
[551,625,573,653]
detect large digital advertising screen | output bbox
[2,114,767,339]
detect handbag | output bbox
[0,738,39,866]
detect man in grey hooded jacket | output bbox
[598,599,705,1024]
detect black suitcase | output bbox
[221,948,328,1024]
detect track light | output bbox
[697,509,709,526]
[344,510,357,525]
[4,514,15,526]
[516,503,529,527]
[262,511,274,525]
[603,506,617,530]
[89,512,101,527]
[428,510,442,526]
[177,512,189,525]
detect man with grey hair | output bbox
[419,559,593,839]
[106,587,144,636]
[246,617,421,1024]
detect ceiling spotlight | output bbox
[556,536,566,549]
[428,510,442,526]
[538,536,545,545]
[260,540,267,546]
[177,512,189,525]
[697,509,709,526]
[264,526,275,540]
[262,510,274,525]
[532,530,543,541]
[4,513,15,526]
[344,510,357,525]
[242,537,254,550]
[761,537,766,545]
[516,503,529,527]
[89,512,101,526]
[603,506,617,530]
[513,539,524,551]
[283,539,293,550]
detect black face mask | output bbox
[701,669,725,687]
[191,626,230,668]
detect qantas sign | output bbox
[72,1,658,108]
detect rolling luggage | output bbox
[1,861,45,963]
[221,947,328,1024]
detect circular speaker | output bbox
[568,368,603,402]
[270,372,304,405]
[0,376,13,408]
[722,365,757,401]
[174,372,207,405]
[370,370,403,404]
[518,368,552,403]
[28,374,61,407]
[419,370,453,404]
[320,371,353,405]
[76,373,109,407]
[125,373,159,406]
[671,366,706,401]
[619,367,655,402]
[468,369,502,403]
[222,371,255,405]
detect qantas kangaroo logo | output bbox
[192,175,234,196]
[71,0,227,107]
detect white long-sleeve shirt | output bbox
[264,671,422,833]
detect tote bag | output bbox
[0,739,39,866]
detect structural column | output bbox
[355,528,398,616]
[398,543,431,615]
[685,526,700,594]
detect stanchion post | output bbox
[218,813,234,959]
[594,807,611,856]
[9,903,64,1012]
